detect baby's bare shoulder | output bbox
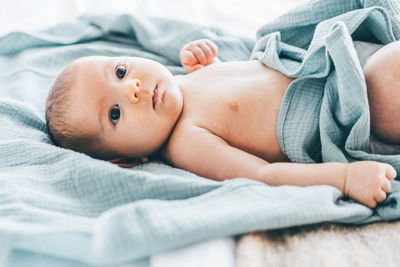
[161,120,266,181]
[162,121,198,164]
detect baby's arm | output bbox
[180,39,220,73]
[166,126,396,208]
[258,160,395,208]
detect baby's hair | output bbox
[46,64,76,146]
[46,63,109,159]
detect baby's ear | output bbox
[109,157,149,168]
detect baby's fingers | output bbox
[204,39,218,58]
[384,163,397,180]
[199,41,218,64]
[374,189,387,203]
[197,43,213,64]
[191,46,208,66]
[381,178,391,193]
[180,50,198,66]
[365,199,377,209]
[186,64,203,73]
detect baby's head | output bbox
[46,56,183,163]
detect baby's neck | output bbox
[174,74,186,93]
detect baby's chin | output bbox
[159,78,183,120]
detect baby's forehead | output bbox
[70,56,122,82]
[67,57,111,134]
[70,56,111,85]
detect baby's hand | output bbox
[180,39,219,73]
[344,161,396,208]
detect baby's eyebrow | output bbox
[105,60,111,79]
[96,59,114,134]
[97,95,106,134]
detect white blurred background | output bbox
[0,0,306,38]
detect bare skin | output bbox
[364,41,400,143]
[60,39,397,208]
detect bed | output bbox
[0,0,399,266]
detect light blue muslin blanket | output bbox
[1,0,400,266]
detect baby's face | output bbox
[68,56,183,159]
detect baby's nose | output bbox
[127,79,142,104]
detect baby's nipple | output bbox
[229,101,238,112]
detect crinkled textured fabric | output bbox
[1,1,400,266]
[251,0,400,164]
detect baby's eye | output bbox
[116,65,126,80]
[109,105,120,124]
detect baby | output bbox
[46,39,398,208]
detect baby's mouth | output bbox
[152,85,158,110]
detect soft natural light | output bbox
[0,0,306,37]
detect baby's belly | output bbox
[183,61,293,163]
[220,92,290,163]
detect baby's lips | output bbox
[152,87,159,109]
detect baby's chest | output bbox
[178,62,292,161]
[185,76,265,127]
[183,79,281,158]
